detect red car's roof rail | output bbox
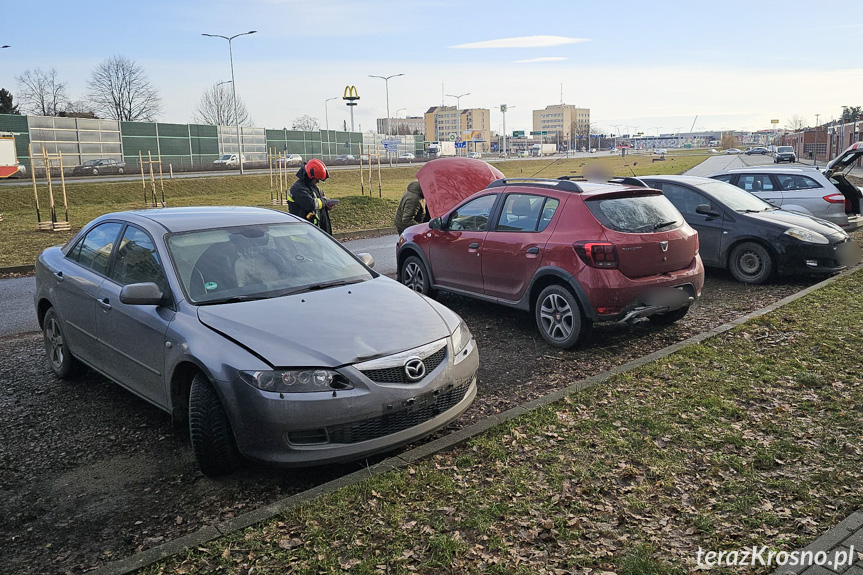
[607,176,648,187]
[487,177,584,193]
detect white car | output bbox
[399,152,415,161]
[467,152,482,159]
[277,154,303,166]
[213,154,245,168]
[655,148,667,155]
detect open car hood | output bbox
[416,157,505,218]
[825,142,863,177]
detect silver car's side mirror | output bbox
[120,282,164,305]
[357,252,375,268]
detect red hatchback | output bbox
[396,159,704,348]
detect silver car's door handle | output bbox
[53,271,64,282]
[97,297,112,311]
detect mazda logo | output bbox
[404,358,426,382]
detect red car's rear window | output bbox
[585,194,683,233]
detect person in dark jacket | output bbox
[394,180,427,234]
[288,159,336,234]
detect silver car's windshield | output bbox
[167,222,373,304]
[695,180,775,212]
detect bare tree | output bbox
[15,68,69,116]
[62,100,98,118]
[192,83,251,126]
[87,55,161,121]
[292,115,320,131]
[785,115,806,131]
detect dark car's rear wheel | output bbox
[189,373,241,477]
[535,285,585,349]
[118,167,124,174]
[400,255,435,296]
[729,242,773,284]
[648,305,690,326]
[43,307,81,379]
[91,168,99,176]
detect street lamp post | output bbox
[202,30,256,175]
[369,73,404,137]
[446,93,470,155]
[501,105,515,157]
[814,113,820,167]
[325,97,339,161]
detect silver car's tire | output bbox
[729,242,773,285]
[43,307,81,379]
[535,285,585,349]
[400,255,435,297]
[118,167,124,174]
[189,373,241,477]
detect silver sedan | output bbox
[34,207,478,476]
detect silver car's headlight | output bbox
[451,319,472,356]
[240,369,353,393]
[784,228,829,244]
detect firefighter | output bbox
[288,159,336,234]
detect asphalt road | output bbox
[0,152,761,339]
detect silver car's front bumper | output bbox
[220,338,479,466]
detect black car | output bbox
[745,147,769,155]
[72,158,127,176]
[640,175,861,284]
[774,146,797,163]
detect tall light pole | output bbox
[369,73,404,136]
[446,93,469,155]
[325,96,339,160]
[814,113,820,167]
[501,105,514,157]
[202,30,256,175]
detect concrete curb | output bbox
[86,265,861,575]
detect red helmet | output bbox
[304,159,328,181]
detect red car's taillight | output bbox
[573,242,619,269]
[693,231,699,256]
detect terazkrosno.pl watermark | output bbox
[697,546,856,569]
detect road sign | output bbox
[382,138,400,152]
[454,141,467,149]
[771,119,779,124]
[449,133,456,141]
[513,130,524,137]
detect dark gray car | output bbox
[34,207,478,476]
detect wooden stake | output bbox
[31,143,42,224]
[42,147,57,224]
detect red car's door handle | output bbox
[468,242,480,250]
[526,247,540,255]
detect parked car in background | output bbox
[655,148,668,155]
[517,150,530,157]
[745,147,769,155]
[399,152,415,161]
[277,154,303,166]
[774,146,796,163]
[641,175,860,284]
[335,154,355,162]
[213,154,245,169]
[397,158,704,349]
[709,165,863,232]
[467,152,482,159]
[34,206,478,476]
[72,158,127,176]
[725,148,742,154]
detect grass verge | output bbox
[0,155,708,267]
[142,270,863,575]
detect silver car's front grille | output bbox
[354,339,448,384]
[360,346,447,384]
[325,382,471,444]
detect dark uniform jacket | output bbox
[394,181,425,234]
[288,167,332,235]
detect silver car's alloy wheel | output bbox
[45,316,65,371]
[539,292,573,341]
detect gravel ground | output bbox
[1,229,861,575]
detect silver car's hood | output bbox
[196,277,452,367]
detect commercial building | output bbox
[376,116,425,137]
[531,104,590,150]
[424,106,492,153]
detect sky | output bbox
[1,0,862,137]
